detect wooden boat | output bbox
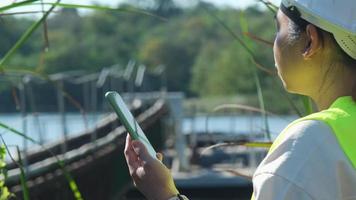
[6,99,168,200]
[6,96,259,200]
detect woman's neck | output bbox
[312,68,355,110]
[313,92,349,110]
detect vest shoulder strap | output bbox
[269,96,356,169]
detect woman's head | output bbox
[273,0,356,104]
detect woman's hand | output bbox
[124,134,179,200]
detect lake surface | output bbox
[0,113,298,151]
[182,115,297,139]
[0,113,107,150]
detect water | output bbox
[0,113,298,151]
[0,112,107,151]
[182,115,298,139]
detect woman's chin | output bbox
[283,85,307,96]
[282,83,298,94]
[280,77,307,95]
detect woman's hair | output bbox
[287,19,356,101]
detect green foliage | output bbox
[0,0,39,13]
[239,10,271,140]
[197,42,256,96]
[16,147,30,200]
[57,160,83,200]
[0,120,84,200]
[302,96,314,115]
[0,0,311,198]
[0,145,11,200]
[0,0,59,70]
[0,1,304,113]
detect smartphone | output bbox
[105,91,157,158]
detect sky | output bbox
[0,0,281,17]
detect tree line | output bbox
[0,1,304,113]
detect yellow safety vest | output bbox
[251,96,356,200]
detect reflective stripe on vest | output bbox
[251,96,356,199]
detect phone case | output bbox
[105,91,157,158]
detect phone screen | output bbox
[105,91,157,158]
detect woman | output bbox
[124,0,356,199]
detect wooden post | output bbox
[90,80,97,144]
[57,80,68,154]
[26,76,45,145]
[19,78,29,174]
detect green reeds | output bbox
[0,122,36,144]
[200,2,315,161]
[0,0,39,13]
[201,142,272,155]
[16,147,30,200]
[240,10,271,141]
[202,1,312,122]
[0,0,59,71]
[0,122,83,200]
[57,160,83,200]
[202,103,283,156]
[33,2,167,21]
[0,1,165,198]
[256,0,278,14]
[302,95,313,115]
[0,144,11,200]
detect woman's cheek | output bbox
[273,34,289,87]
[273,35,282,70]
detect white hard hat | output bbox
[281,0,356,59]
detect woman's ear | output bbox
[302,24,322,60]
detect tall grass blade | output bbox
[242,32,273,47]
[201,6,275,75]
[2,68,89,132]
[213,103,279,117]
[0,0,39,13]
[202,7,255,58]
[16,146,30,200]
[204,103,288,141]
[0,143,11,200]
[213,168,252,180]
[57,160,83,200]
[202,4,303,120]
[0,0,58,71]
[40,0,50,51]
[201,142,272,155]
[0,122,37,144]
[0,11,57,16]
[0,121,84,200]
[256,0,278,14]
[302,95,313,115]
[34,2,167,21]
[239,11,271,141]
[254,72,271,141]
[251,58,277,75]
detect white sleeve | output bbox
[252,172,313,200]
